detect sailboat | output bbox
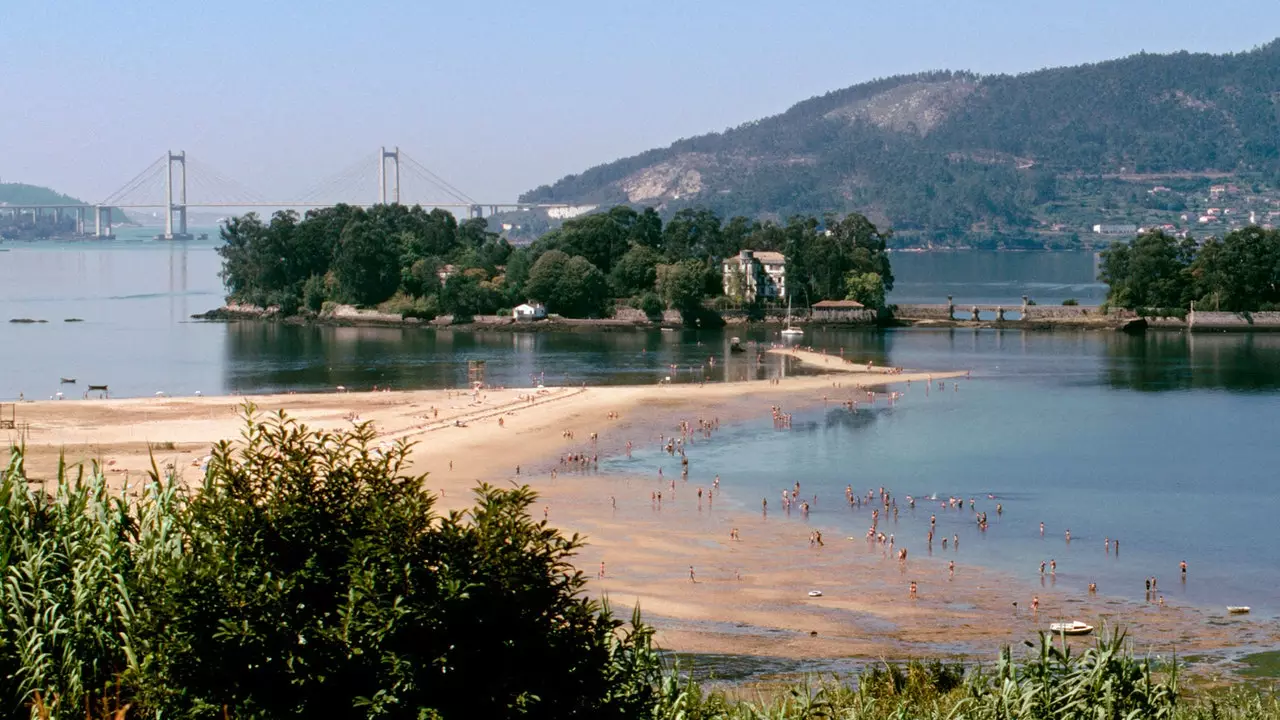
[781,295,804,339]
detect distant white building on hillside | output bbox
[546,205,598,220]
[1092,223,1138,236]
[722,250,786,302]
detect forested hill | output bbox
[521,40,1280,248]
[0,183,87,206]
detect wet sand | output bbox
[4,354,1273,669]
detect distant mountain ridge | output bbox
[521,40,1280,248]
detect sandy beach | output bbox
[4,348,1272,670]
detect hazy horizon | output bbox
[3,0,1278,207]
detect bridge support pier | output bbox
[996,306,1005,322]
[94,206,113,238]
[75,207,85,235]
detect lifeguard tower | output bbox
[467,360,487,389]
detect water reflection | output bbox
[222,325,807,394]
[1104,332,1280,392]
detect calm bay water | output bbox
[1,234,1278,614]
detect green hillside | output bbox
[522,40,1280,248]
[0,183,88,207]
[0,183,129,239]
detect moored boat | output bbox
[1227,606,1251,614]
[1049,621,1094,635]
[781,295,804,339]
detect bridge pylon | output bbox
[378,146,400,205]
[161,150,191,240]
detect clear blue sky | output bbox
[2,0,1277,205]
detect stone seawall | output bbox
[1190,311,1280,330]
[1023,306,1121,320]
[893,304,954,321]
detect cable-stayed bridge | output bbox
[2,148,577,239]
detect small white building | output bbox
[512,302,547,320]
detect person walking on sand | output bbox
[599,561,605,579]
[689,566,696,583]
[909,581,917,598]
[1032,596,1040,614]
[949,560,955,578]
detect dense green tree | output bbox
[504,248,533,299]
[628,207,664,249]
[1100,230,1195,309]
[525,250,610,317]
[1189,226,1280,310]
[534,212,631,274]
[332,218,402,305]
[845,271,887,309]
[663,207,739,262]
[440,273,502,319]
[557,256,611,317]
[609,244,661,296]
[656,260,707,319]
[525,250,572,309]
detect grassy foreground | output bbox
[1,409,1278,719]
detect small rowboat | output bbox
[1049,621,1094,636]
[1227,606,1251,614]
[59,377,76,384]
[807,590,823,597]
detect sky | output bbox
[2,0,1278,206]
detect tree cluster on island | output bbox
[1100,225,1280,312]
[217,204,894,323]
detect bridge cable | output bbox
[399,152,477,205]
[100,155,167,206]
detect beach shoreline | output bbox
[4,350,1274,675]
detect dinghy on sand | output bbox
[1049,621,1094,636]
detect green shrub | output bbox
[637,292,664,321]
[302,274,327,312]
[1063,298,1079,306]
[268,290,300,316]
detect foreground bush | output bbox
[1,409,659,719]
